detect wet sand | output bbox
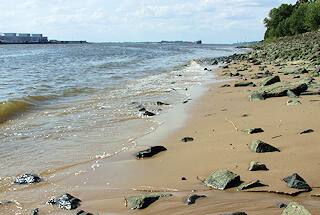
[3,60,320,214]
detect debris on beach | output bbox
[240,128,264,134]
[299,129,314,134]
[134,146,167,158]
[287,100,302,105]
[181,137,194,142]
[203,170,241,190]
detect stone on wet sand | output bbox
[287,100,301,105]
[126,194,172,209]
[14,174,43,185]
[234,82,254,87]
[185,194,206,205]
[143,111,156,116]
[283,173,311,190]
[249,161,268,171]
[282,202,311,215]
[76,209,95,215]
[240,128,264,134]
[134,146,167,158]
[236,180,267,191]
[181,137,194,142]
[250,140,280,153]
[224,212,247,215]
[46,193,81,210]
[203,170,241,190]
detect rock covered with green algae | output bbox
[250,140,280,153]
[282,202,312,215]
[203,170,241,190]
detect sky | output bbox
[0,0,298,44]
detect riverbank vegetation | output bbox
[264,0,320,40]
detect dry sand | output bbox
[8,60,319,214]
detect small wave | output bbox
[0,95,55,124]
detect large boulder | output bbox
[126,194,172,209]
[203,170,241,190]
[250,140,280,153]
[14,174,43,185]
[134,146,167,158]
[249,82,308,101]
[282,202,311,215]
[283,173,311,190]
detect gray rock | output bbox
[182,137,194,142]
[282,202,311,215]
[283,173,311,190]
[250,140,280,153]
[14,174,43,185]
[76,209,95,215]
[277,203,287,208]
[224,213,247,215]
[236,180,267,191]
[260,75,281,86]
[240,128,264,134]
[126,194,172,209]
[234,82,254,87]
[287,90,300,98]
[185,194,206,205]
[249,161,268,171]
[249,82,308,101]
[134,146,167,158]
[203,170,241,190]
[220,84,231,88]
[287,100,301,105]
[54,193,81,210]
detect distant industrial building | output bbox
[0,33,48,44]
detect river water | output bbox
[0,43,246,190]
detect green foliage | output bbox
[264,1,320,40]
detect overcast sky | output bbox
[0,0,298,44]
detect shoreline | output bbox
[2,32,320,214]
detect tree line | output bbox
[264,0,320,40]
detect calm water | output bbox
[0,43,245,188]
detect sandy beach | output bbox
[10,52,318,214]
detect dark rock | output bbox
[287,90,300,98]
[186,194,206,205]
[222,65,229,69]
[250,140,280,153]
[260,76,281,87]
[0,201,15,205]
[234,82,254,87]
[76,209,94,215]
[220,84,231,88]
[32,208,39,215]
[249,161,268,171]
[45,198,56,205]
[203,170,241,190]
[134,146,167,158]
[277,203,287,208]
[283,173,311,191]
[156,101,169,106]
[299,129,314,134]
[240,128,264,134]
[183,100,189,104]
[249,82,308,101]
[54,193,81,210]
[282,202,311,215]
[224,212,247,215]
[300,90,320,95]
[143,111,156,116]
[181,177,187,180]
[126,194,172,209]
[14,174,43,185]
[139,107,146,112]
[287,100,301,105]
[236,180,267,191]
[181,137,194,142]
